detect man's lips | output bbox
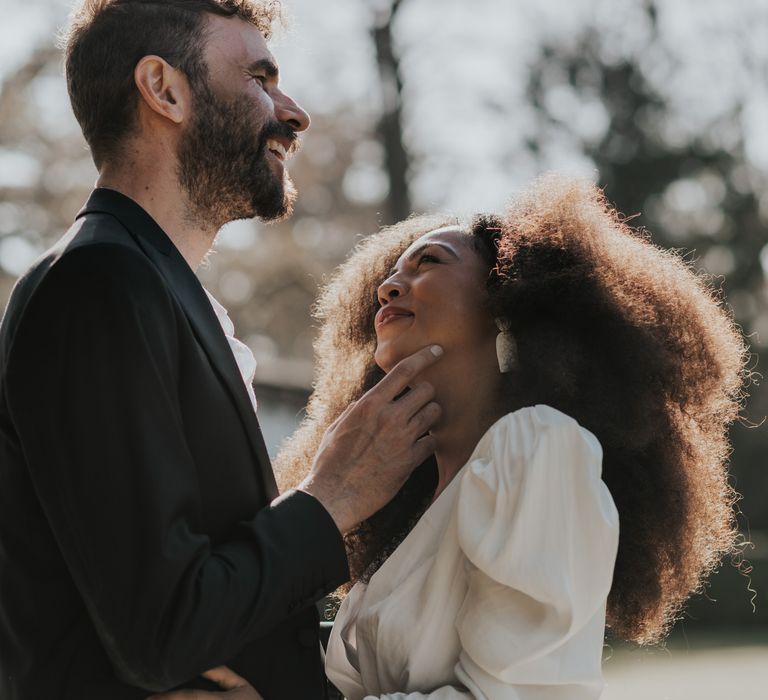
[375,305,414,328]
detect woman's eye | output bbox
[418,253,439,265]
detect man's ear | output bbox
[134,55,191,125]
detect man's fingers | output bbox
[390,381,436,418]
[406,400,442,439]
[201,666,248,690]
[412,433,437,466]
[374,345,443,401]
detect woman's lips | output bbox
[375,306,414,328]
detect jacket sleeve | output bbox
[5,243,349,691]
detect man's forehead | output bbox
[204,14,276,68]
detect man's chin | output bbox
[252,175,297,223]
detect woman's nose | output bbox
[378,276,407,305]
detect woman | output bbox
[163,175,748,698]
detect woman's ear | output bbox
[495,319,518,374]
[134,55,191,125]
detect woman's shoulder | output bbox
[470,404,602,469]
[456,404,619,590]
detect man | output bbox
[0,1,442,697]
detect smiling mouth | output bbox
[266,138,287,162]
[376,311,414,328]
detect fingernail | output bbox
[430,345,443,357]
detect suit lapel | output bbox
[77,189,279,501]
[146,246,279,501]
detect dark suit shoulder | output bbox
[21,215,168,303]
[56,208,158,272]
[7,210,154,301]
[50,237,162,290]
[1,220,175,369]
[67,208,136,245]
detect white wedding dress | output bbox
[325,405,620,700]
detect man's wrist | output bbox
[297,478,354,535]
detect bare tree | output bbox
[371,0,411,224]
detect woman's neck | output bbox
[418,350,505,501]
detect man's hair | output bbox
[62,0,282,168]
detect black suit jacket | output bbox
[0,189,348,699]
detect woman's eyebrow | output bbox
[405,242,460,262]
[387,242,460,277]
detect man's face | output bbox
[176,15,310,228]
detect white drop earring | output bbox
[495,319,517,373]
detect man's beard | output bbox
[176,80,298,229]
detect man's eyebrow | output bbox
[247,58,279,79]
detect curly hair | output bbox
[274,175,749,645]
[63,0,283,167]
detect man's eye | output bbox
[251,74,266,86]
[418,253,439,265]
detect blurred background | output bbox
[1,0,766,696]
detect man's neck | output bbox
[96,160,217,271]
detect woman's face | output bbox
[374,227,497,372]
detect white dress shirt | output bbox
[204,289,258,413]
[325,405,620,700]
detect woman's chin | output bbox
[374,356,396,374]
[374,346,407,374]
[375,338,437,373]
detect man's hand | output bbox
[147,666,262,700]
[299,344,443,534]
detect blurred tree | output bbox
[0,45,96,295]
[370,0,411,224]
[527,24,766,327]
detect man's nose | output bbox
[274,89,310,132]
